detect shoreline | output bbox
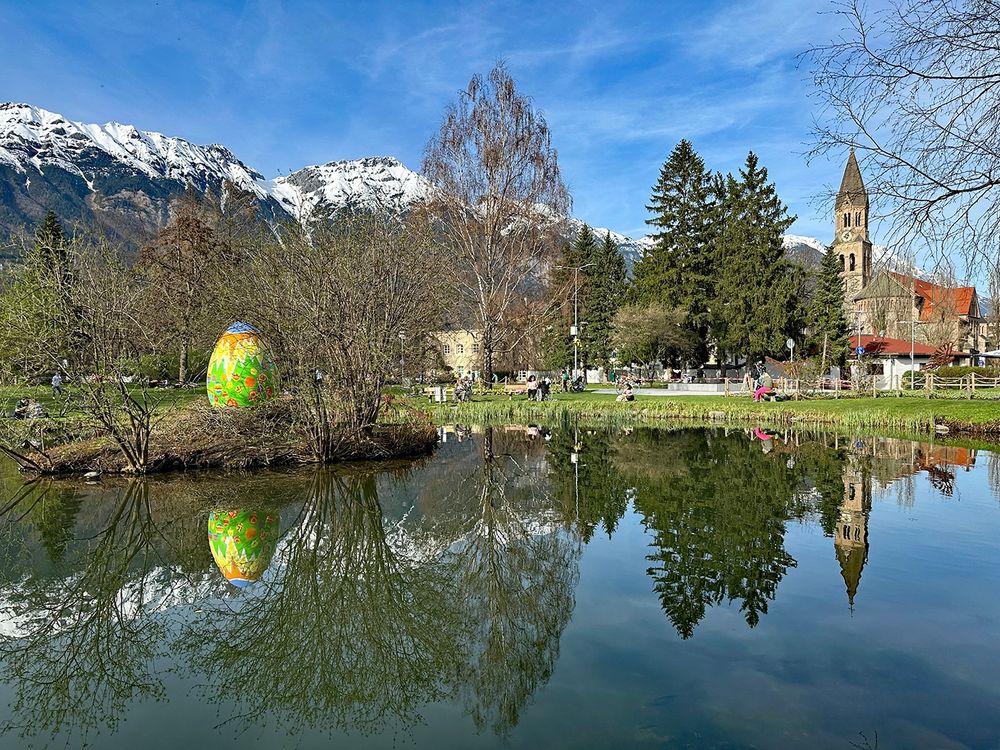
[422,392,1000,437]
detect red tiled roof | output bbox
[888,272,976,320]
[858,334,939,357]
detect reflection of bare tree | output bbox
[0,481,188,740]
[444,428,581,735]
[179,469,464,737]
[989,452,1000,503]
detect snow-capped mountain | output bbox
[0,102,292,244]
[270,156,432,220]
[0,101,921,277]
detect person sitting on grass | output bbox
[753,370,774,402]
[526,375,537,400]
[616,383,635,403]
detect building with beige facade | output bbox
[433,328,482,378]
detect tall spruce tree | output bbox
[807,247,850,370]
[580,231,627,369]
[632,140,715,362]
[714,152,801,365]
[540,228,596,372]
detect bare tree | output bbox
[807,0,1000,275]
[137,186,221,383]
[421,62,571,382]
[221,213,446,457]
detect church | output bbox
[830,151,986,356]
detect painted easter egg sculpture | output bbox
[206,322,278,408]
[208,509,279,587]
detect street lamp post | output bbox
[556,262,594,381]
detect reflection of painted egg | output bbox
[208,509,279,587]
[206,322,278,408]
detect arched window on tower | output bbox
[849,254,856,271]
[840,254,845,272]
[855,211,861,227]
[844,212,851,228]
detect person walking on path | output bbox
[561,370,569,392]
[51,372,63,397]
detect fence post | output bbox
[925,373,932,398]
[724,377,730,397]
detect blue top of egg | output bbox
[225,321,260,335]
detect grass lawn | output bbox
[0,385,205,419]
[417,388,1000,434]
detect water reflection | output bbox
[207,508,279,587]
[0,426,995,747]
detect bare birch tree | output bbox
[421,62,571,382]
[806,0,1000,277]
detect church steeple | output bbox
[833,149,873,309]
[837,148,868,209]
[835,455,872,609]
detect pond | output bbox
[0,425,999,749]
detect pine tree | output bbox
[540,228,595,371]
[714,152,801,365]
[807,246,850,370]
[580,231,627,369]
[632,140,715,362]
[32,210,71,292]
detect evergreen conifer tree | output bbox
[807,247,850,370]
[580,231,627,369]
[540,228,595,371]
[714,153,801,365]
[631,140,715,361]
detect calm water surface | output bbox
[0,425,999,749]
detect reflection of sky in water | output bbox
[0,428,998,749]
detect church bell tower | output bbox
[833,149,873,309]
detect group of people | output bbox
[10,398,48,420]
[525,375,552,401]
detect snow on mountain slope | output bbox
[269,157,432,219]
[0,102,269,197]
[2,101,932,278]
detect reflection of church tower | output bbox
[832,149,873,311]
[835,456,872,608]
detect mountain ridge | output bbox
[1,101,838,271]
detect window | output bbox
[849,254,856,271]
[855,211,861,227]
[840,254,845,272]
[844,212,851,228]
[443,344,451,355]
[472,343,480,354]
[457,344,464,354]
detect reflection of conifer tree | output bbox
[29,484,83,566]
[546,424,629,541]
[181,469,464,738]
[443,427,581,735]
[621,430,800,638]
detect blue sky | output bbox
[1,0,853,240]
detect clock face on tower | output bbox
[840,229,853,242]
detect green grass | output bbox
[417,390,1000,434]
[0,385,204,419]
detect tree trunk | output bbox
[178,340,189,383]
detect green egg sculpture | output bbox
[207,322,278,408]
